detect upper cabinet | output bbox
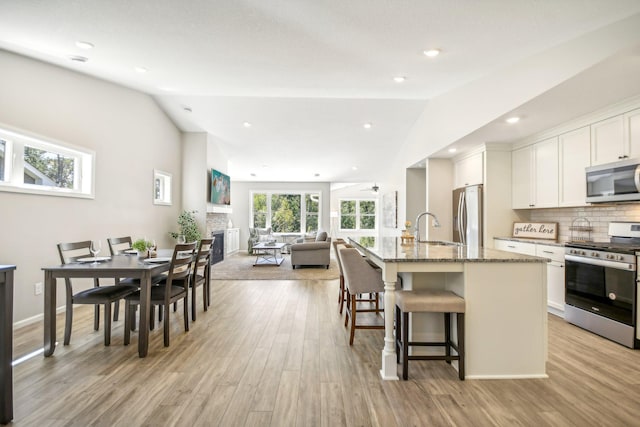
[453,151,483,188]
[591,115,625,165]
[625,108,640,159]
[512,137,558,209]
[558,126,590,207]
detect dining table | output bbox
[42,252,174,358]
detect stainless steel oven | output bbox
[564,222,639,348]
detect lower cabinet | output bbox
[226,228,240,254]
[535,244,565,317]
[494,239,565,316]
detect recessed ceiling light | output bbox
[352,166,358,170]
[393,76,406,83]
[69,55,88,63]
[448,148,457,153]
[250,173,256,177]
[75,41,94,50]
[423,49,441,57]
[261,164,268,168]
[363,122,372,129]
[183,106,192,113]
[243,122,252,128]
[134,66,148,73]
[506,116,520,124]
[314,173,320,177]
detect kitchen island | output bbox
[348,237,549,380]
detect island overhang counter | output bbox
[347,237,550,381]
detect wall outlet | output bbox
[34,282,43,295]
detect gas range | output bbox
[564,221,639,348]
[565,222,640,265]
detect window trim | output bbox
[0,124,95,199]
[338,198,378,231]
[250,190,322,234]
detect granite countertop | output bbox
[348,237,548,263]
[494,236,566,247]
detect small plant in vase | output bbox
[169,210,202,244]
[132,238,150,258]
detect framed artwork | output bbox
[153,169,172,205]
[382,191,398,228]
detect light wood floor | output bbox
[10,278,640,426]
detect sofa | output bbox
[247,227,272,254]
[290,231,332,269]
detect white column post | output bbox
[380,265,399,380]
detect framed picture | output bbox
[382,191,398,228]
[153,169,172,205]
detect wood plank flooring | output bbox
[10,278,640,426]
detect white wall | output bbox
[231,181,331,250]
[0,50,183,324]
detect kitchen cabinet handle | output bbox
[542,250,554,254]
[507,245,516,249]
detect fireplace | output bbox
[211,231,225,265]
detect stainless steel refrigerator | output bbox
[452,184,483,247]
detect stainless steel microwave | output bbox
[586,158,640,203]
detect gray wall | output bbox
[0,50,183,323]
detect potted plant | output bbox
[169,210,202,243]
[132,238,150,257]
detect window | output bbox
[339,199,377,231]
[0,126,94,198]
[153,170,172,205]
[251,191,321,233]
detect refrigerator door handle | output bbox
[456,192,464,242]
[460,191,467,245]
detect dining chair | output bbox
[338,246,385,345]
[190,238,214,321]
[123,242,197,347]
[107,236,133,255]
[57,240,139,346]
[106,235,134,321]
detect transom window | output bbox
[339,199,377,231]
[0,126,94,198]
[251,191,321,233]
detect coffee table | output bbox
[252,242,287,266]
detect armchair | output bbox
[290,231,332,269]
[248,227,272,254]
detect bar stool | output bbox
[395,290,466,380]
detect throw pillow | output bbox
[315,231,327,242]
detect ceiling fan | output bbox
[361,183,379,193]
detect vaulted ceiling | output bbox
[1,1,640,182]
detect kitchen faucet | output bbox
[414,211,441,242]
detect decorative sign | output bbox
[512,222,558,240]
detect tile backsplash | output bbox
[522,204,640,242]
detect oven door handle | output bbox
[565,254,636,271]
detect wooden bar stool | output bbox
[395,290,465,380]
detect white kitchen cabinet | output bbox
[454,151,483,188]
[511,137,558,209]
[493,239,536,256]
[625,108,640,158]
[536,244,565,316]
[558,126,590,207]
[226,228,240,254]
[591,115,625,165]
[511,146,533,209]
